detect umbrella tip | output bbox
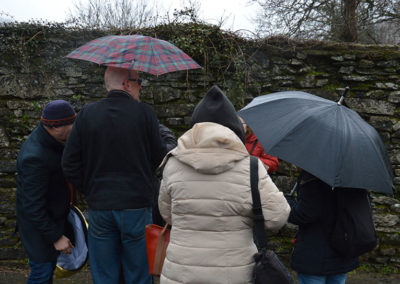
[338,86,350,105]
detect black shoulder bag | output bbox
[250,156,294,284]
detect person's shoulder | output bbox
[161,155,180,173]
[18,139,48,168]
[138,101,154,110]
[81,100,102,111]
[75,100,105,119]
[137,102,158,117]
[19,127,42,150]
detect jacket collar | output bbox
[107,90,133,99]
[37,122,65,151]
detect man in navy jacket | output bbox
[62,66,167,284]
[16,100,76,283]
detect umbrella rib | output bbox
[350,110,393,179]
[332,107,346,187]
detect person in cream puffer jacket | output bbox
[158,86,291,284]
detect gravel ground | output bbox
[1,265,399,283]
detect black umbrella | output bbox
[238,90,394,194]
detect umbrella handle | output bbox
[338,86,350,105]
[289,182,298,196]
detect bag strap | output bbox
[249,139,258,155]
[66,180,75,206]
[250,156,268,250]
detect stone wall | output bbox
[0,23,399,271]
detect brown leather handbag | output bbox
[145,223,170,276]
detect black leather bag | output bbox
[250,156,294,284]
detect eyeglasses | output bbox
[128,78,142,86]
[128,73,142,86]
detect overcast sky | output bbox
[0,0,259,34]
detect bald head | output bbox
[104,67,129,91]
[104,67,142,101]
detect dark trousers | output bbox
[27,259,56,284]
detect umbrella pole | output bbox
[338,86,350,105]
[289,182,298,196]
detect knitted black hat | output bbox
[41,100,76,128]
[190,85,245,143]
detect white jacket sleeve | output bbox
[257,160,291,231]
[158,176,172,225]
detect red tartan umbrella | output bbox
[66,35,201,76]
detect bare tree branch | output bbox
[66,0,160,29]
[251,0,400,43]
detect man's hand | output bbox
[53,235,74,254]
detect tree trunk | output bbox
[341,0,358,42]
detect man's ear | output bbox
[122,79,130,91]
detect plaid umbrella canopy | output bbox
[66,35,201,76]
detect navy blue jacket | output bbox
[16,123,70,262]
[152,124,177,226]
[288,171,359,275]
[62,90,167,210]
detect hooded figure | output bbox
[158,85,290,284]
[190,85,245,143]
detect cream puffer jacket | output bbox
[158,122,291,284]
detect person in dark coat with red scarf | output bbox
[16,100,76,283]
[239,116,279,173]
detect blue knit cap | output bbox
[41,100,76,128]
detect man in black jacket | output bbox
[16,100,76,283]
[62,66,167,284]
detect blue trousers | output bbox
[88,208,153,284]
[27,259,56,284]
[298,272,347,284]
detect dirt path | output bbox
[1,265,399,283]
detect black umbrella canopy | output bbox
[238,91,394,194]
